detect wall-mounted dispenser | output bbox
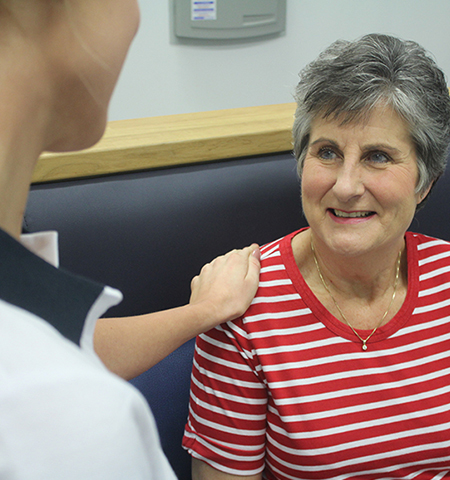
[174,0,287,40]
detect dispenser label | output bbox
[191,0,217,21]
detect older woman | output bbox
[183,34,450,479]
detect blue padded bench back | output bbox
[413,168,450,242]
[25,153,303,317]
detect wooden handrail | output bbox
[32,103,296,183]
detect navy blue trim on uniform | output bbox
[0,228,104,345]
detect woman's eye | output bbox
[367,151,390,164]
[318,148,337,160]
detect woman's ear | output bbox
[417,182,434,206]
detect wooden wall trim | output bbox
[33,103,296,183]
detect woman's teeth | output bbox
[332,209,374,218]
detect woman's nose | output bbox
[332,160,365,202]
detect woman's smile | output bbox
[329,208,376,222]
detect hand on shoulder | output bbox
[189,244,261,330]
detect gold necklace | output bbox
[310,241,401,351]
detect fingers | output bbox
[246,244,261,286]
[190,274,199,291]
[211,244,260,281]
[251,244,261,261]
[188,244,261,327]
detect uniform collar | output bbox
[0,229,106,345]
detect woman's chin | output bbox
[316,231,376,258]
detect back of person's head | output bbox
[293,33,450,198]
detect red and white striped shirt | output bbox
[183,230,450,479]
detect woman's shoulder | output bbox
[407,230,450,251]
[407,231,450,275]
[259,229,306,257]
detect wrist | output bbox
[187,298,237,336]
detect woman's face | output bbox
[301,104,426,258]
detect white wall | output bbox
[108,0,450,121]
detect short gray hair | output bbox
[293,34,450,201]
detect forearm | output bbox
[192,458,262,480]
[94,245,260,380]
[94,303,217,380]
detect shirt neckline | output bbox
[280,228,419,346]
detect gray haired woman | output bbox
[184,34,450,480]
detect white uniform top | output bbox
[0,230,176,480]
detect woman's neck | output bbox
[294,228,406,303]
[0,42,52,239]
[0,130,44,240]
